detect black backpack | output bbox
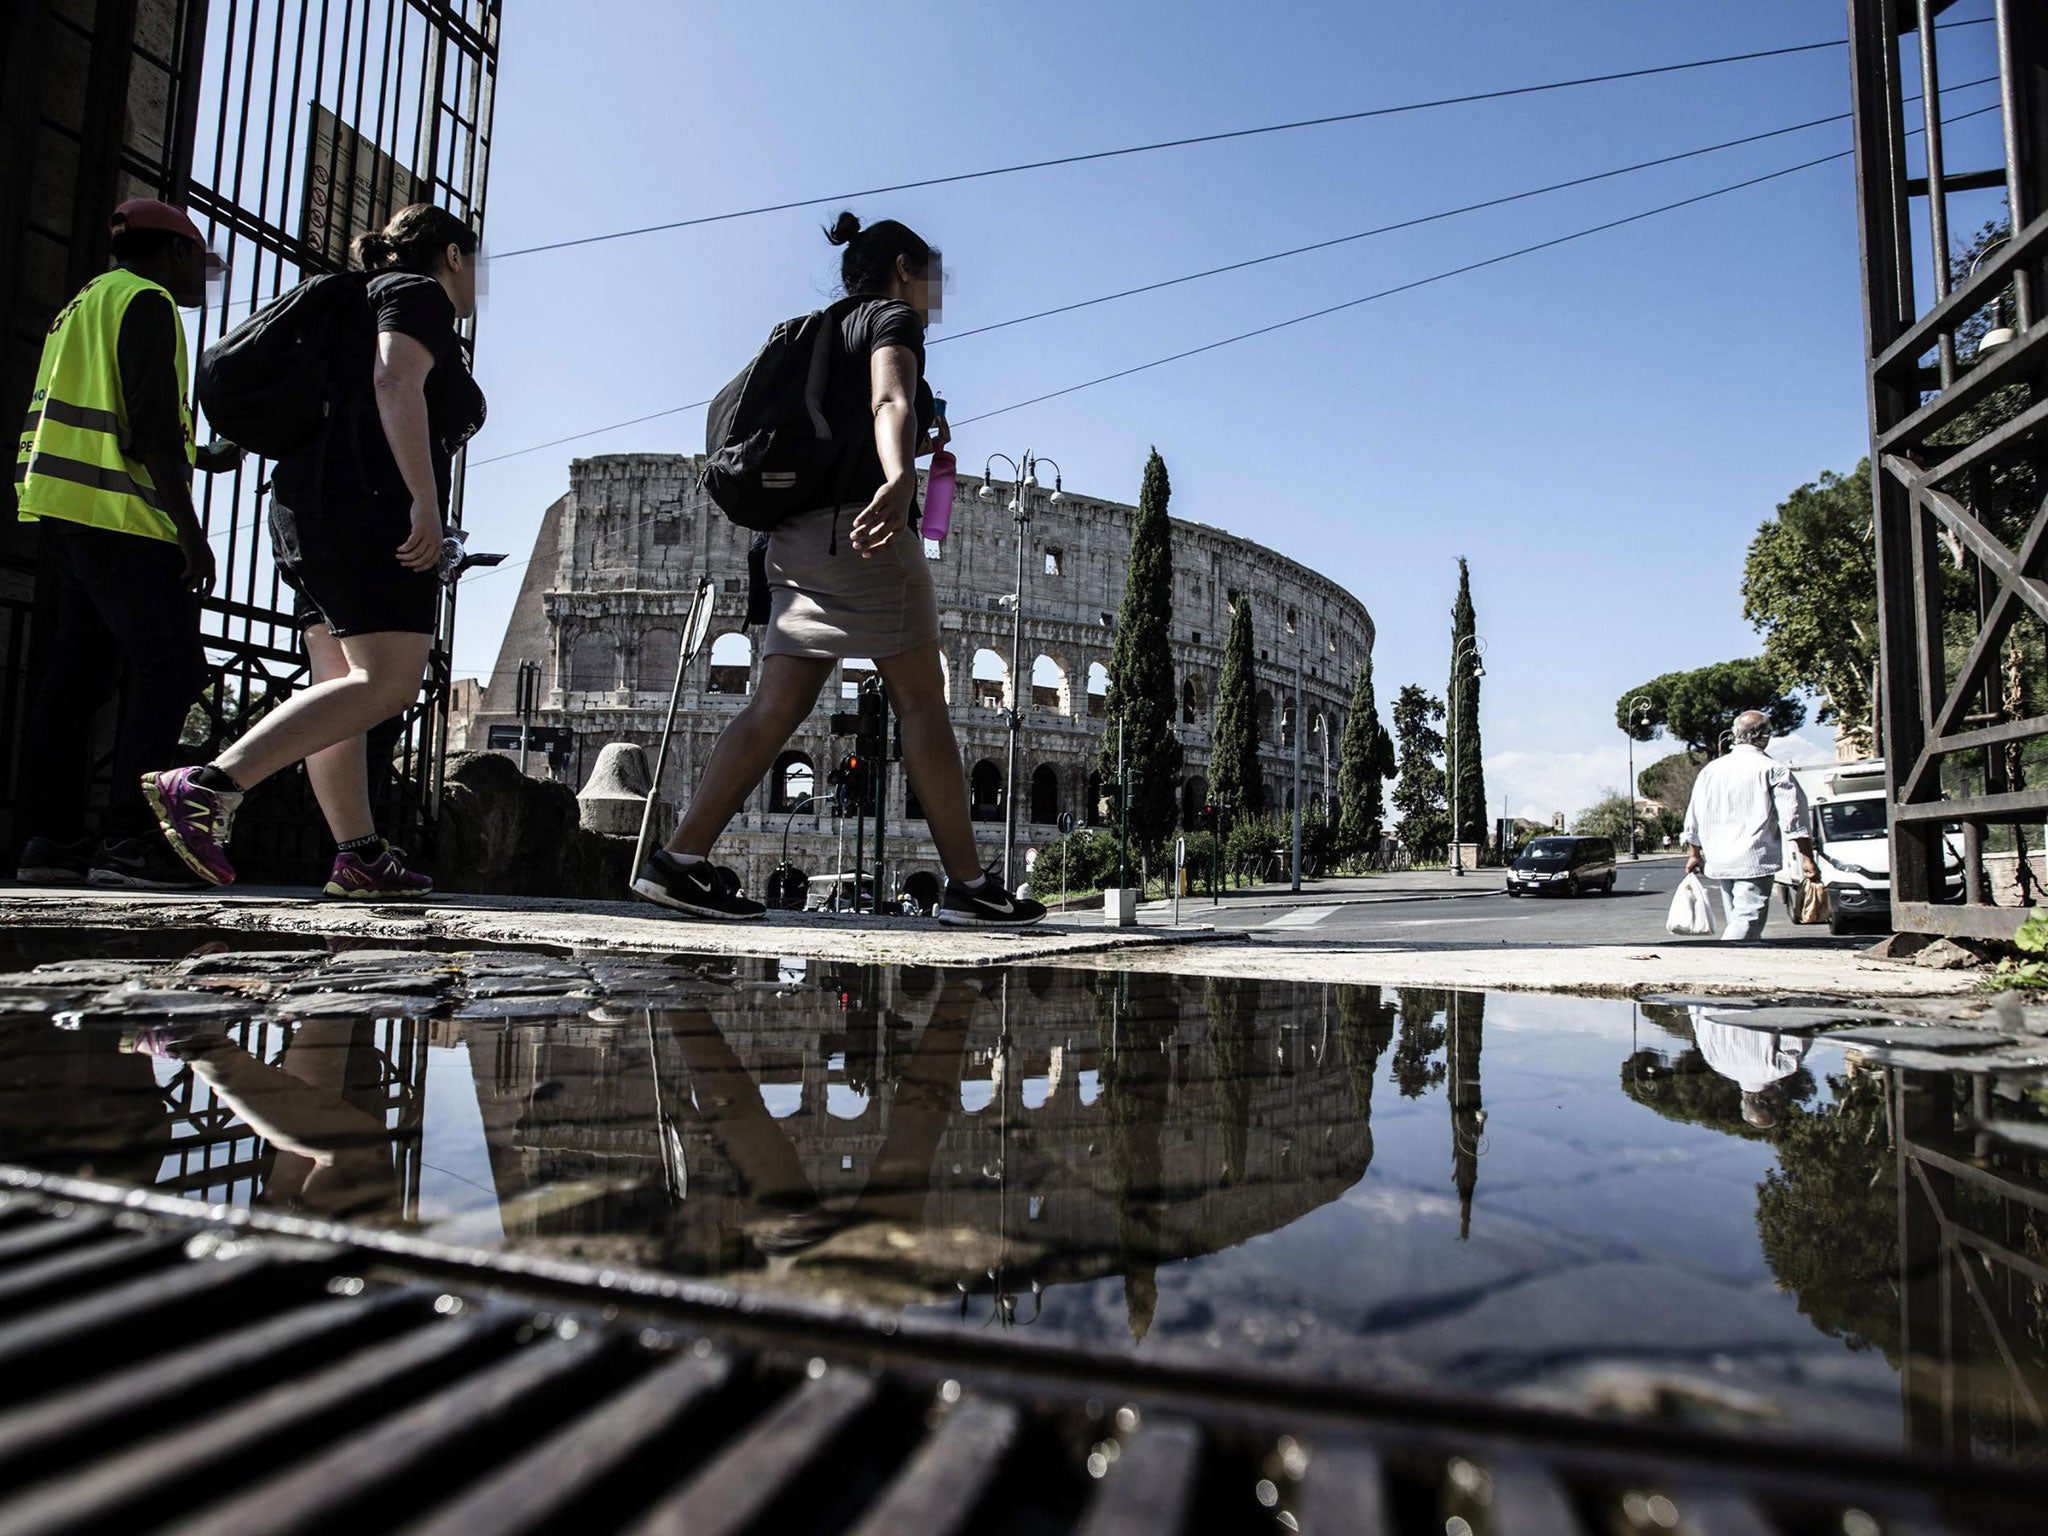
[196,273,371,460]
[702,300,858,531]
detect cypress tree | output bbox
[1097,449,1184,856]
[1447,558,1487,852]
[1210,595,1262,814]
[1335,653,1394,857]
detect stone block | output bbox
[577,741,664,837]
[437,751,637,899]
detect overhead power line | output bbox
[463,81,1994,472]
[951,103,2003,428]
[934,79,1995,346]
[490,21,1987,262]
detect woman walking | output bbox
[633,212,1044,926]
[145,203,486,896]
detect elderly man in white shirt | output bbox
[1681,709,1817,941]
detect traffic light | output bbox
[826,753,865,815]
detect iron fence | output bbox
[1848,0,2047,940]
[1,0,500,876]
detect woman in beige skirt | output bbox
[632,212,1046,927]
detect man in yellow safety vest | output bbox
[12,199,240,888]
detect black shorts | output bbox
[269,492,439,639]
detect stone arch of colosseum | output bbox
[462,453,1374,900]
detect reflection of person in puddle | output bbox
[1690,1010,1810,1129]
[658,974,980,1261]
[131,1018,398,1219]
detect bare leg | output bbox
[667,654,835,857]
[873,642,982,882]
[216,630,432,791]
[299,625,375,845]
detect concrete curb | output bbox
[0,889,1243,970]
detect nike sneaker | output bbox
[631,850,766,921]
[938,872,1047,927]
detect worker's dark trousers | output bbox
[17,517,205,841]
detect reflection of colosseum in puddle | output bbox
[457,972,1376,1326]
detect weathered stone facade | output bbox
[452,454,1374,899]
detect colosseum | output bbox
[451,453,1375,901]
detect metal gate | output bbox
[1848,0,2047,940]
[0,0,500,877]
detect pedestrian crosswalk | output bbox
[1261,906,1339,929]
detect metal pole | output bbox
[1002,451,1029,888]
[1291,651,1304,892]
[1450,662,1462,877]
[633,578,714,883]
[1627,725,1636,859]
[517,660,532,776]
[1117,716,1128,890]
[873,687,889,912]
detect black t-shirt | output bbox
[116,289,188,459]
[272,271,486,511]
[825,297,934,518]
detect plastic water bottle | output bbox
[922,449,956,541]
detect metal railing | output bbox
[1849,0,2047,939]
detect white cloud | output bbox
[1484,747,1629,825]
[1483,726,1840,824]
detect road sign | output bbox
[488,724,573,761]
[1058,811,1075,836]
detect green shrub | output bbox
[1035,829,1125,893]
[1990,910,2048,991]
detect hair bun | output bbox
[350,231,397,270]
[824,210,863,246]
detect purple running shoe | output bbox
[324,842,433,900]
[142,767,242,887]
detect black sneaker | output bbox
[631,851,766,921]
[15,836,93,884]
[89,836,210,891]
[939,873,1047,927]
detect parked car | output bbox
[1772,760,1965,935]
[804,872,875,913]
[1506,835,1617,896]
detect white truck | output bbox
[1773,760,1962,935]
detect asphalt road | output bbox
[1190,857,1874,950]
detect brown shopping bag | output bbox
[1796,879,1831,926]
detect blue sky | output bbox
[450,0,2007,820]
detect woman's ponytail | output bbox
[822,209,931,297]
[351,203,477,275]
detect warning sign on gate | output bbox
[300,105,427,269]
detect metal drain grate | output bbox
[0,1175,2039,1536]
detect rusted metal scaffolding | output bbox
[1848,0,2048,939]
[0,0,500,876]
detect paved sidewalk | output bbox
[0,887,1218,969]
[0,878,1985,1001]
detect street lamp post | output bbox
[1623,694,1653,859]
[1290,650,1305,892]
[980,452,1062,888]
[1449,636,1486,876]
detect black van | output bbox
[1506,835,1617,897]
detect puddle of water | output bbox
[2,928,2046,1465]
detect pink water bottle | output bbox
[922,449,957,541]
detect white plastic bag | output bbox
[1666,872,1716,936]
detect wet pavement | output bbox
[3,928,2047,1467]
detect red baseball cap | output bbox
[109,199,227,281]
[110,199,206,243]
